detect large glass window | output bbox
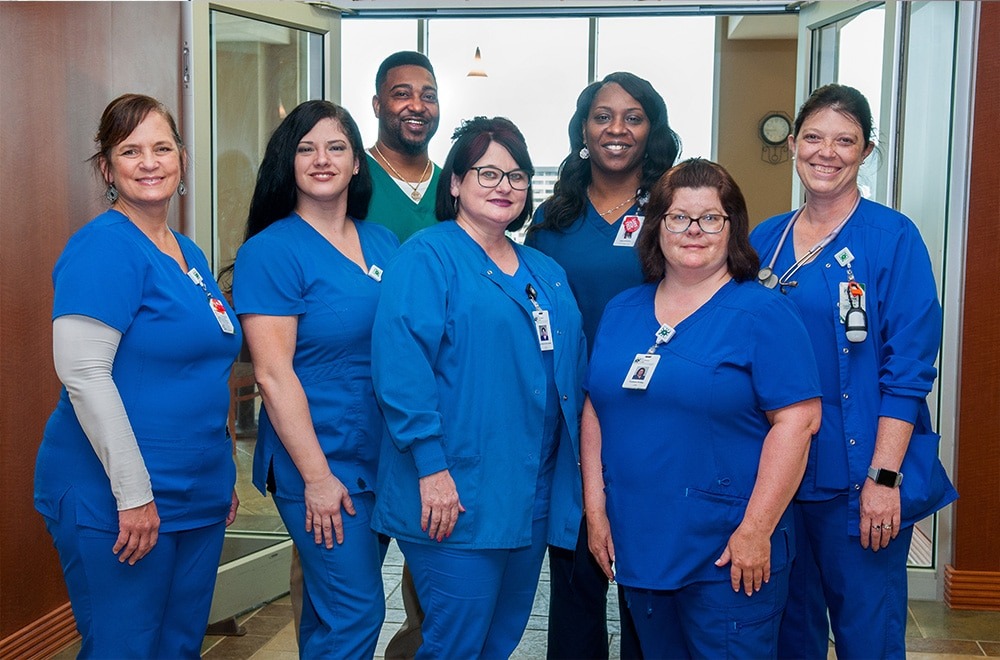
[339,19,419,145]
[427,18,589,208]
[340,15,717,212]
[596,16,715,161]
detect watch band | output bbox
[867,466,903,488]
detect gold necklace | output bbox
[373,144,432,201]
[589,188,637,217]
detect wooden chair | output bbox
[228,361,259,444]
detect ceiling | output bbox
[299,0,803,39]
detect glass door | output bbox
[186,0,339,625]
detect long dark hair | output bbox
[244,100,372,242]
[637,158,758,283]
[436,116,535,232]
[528,72,681,234]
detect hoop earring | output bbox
[105,183,119,204]
[178,179,187,196]
[579,147,590,160]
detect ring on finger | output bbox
[872,523,882,530]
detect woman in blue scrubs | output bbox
[232,100,397,659]
[525,70,681,660]
[34,94,242,658]
[371,117,587,659]
[750,84,958,660]
[583,158,822,659]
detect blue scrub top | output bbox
[750,198,958,533]
[370,221,587,550]
[586,280,821,590]
[232,214,399,499]
[526,200,644,353]
[35,210,242,532]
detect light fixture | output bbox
[467,47,487,78]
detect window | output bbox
[596,16,715,161]
[340,14,717,212]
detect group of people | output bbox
[34,47,957,660]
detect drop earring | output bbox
[178,179,187,196]
[579,146,590,160]
[105,183,119,204]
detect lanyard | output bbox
[758,193,861,293]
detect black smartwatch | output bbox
[867,466,903,488]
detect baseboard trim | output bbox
[944,565,1000,610]
[0,602,79,659]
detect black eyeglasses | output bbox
[662,213,729,234]
[470,166,531,191]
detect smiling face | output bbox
[294,117,358,209]
[583,82,650,178]
[374,64,440,155]
[791,106,874,202]
[101,112,182,210]
[450,140,528,236]
[659,186,730,278]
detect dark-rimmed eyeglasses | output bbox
[470,166,531,191]
[662,213,729,234]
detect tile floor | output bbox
[51,536,1000,658]
[200,539,1000,659]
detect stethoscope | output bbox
[756,194,861,293]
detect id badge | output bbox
[622,353,660,390]
[613,215,644,247]
[838,281,866,323]
[367,264,384,282]
[533,310,554,351]
[209,297,236,334]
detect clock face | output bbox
[761,114,791,145]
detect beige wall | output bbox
[0,1,182,651]
[715,28,798,227]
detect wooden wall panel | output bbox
[948,0,1000,606]
[0,1,182,642]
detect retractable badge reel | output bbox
[622,323,675,390]
[835,248,867,343]
[187,268,235,334]
[526,283,554,351]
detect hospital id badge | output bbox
[622,353,660,390]
[533,310,554,351]
[613,215,644,247]
[838,281,866,323]
[209,297,235,334]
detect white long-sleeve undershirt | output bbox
[52,314,153,510]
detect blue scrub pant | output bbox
[399,516,548,659]
[275,492,384,660]
[624,566,789,659]
[44,492,226,659]
[777,496,913,660]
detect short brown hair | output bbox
[89,94,184,180]
[636,158,759,282]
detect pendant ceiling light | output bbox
[467,46,487,78]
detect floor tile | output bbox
[910,601,1000,642]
